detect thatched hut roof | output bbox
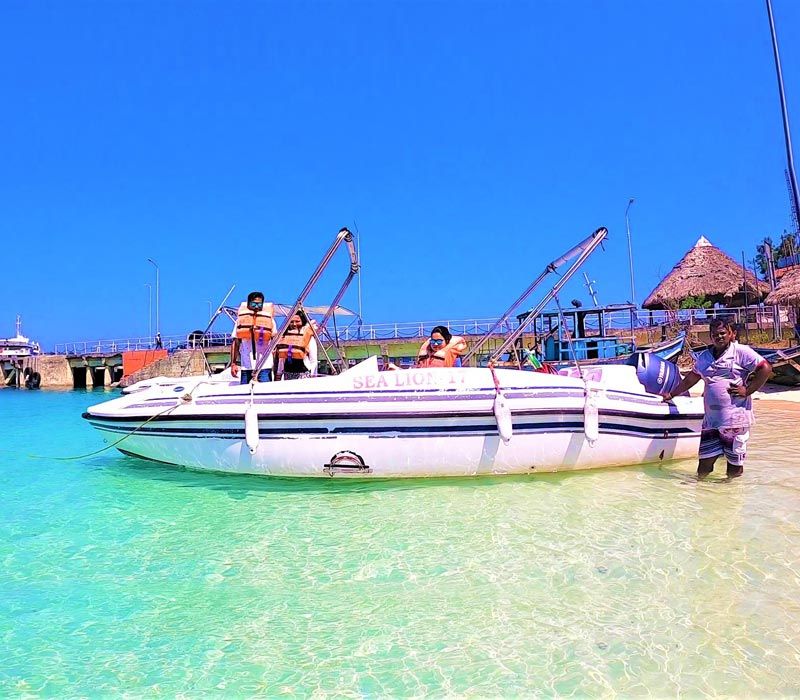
[765,265,800,305]
[642,236,769,310]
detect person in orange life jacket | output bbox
[416,325,467,368]
[230,291,275,384]
[274,311,318,380]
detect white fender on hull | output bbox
[493,393,513,443]
[584,387,599,444]
[245,404,259,455]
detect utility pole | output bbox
[766,0,800,238]
[147,258,160,337]
[764,242,782,340]
[625,198,638,345]
[786,170,800,237]
[624,198,637,305]
[145,283,152,340]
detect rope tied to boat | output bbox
[29,402,183,461]
[30,375,214,462]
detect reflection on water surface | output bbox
[2,391,799,695]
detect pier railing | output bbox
[52,305,798,355]
[54,334,207,356]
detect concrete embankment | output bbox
[1,355,74,388]
[2,350,207,390]
[119,350,208,388]
[25,355,74,387]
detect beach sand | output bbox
[753,383,800,403]
[686,380,800,403]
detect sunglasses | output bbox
[430,338,445,346]
[249,301,264,309]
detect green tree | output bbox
[756,232,800,276]
[775,231,800,265]
[755,236,773,278]
[679,295,712,309]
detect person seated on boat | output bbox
[274,311,318,380]
[416,326,467,368]
[230,291,275,384]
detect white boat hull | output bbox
[84,359,703,478]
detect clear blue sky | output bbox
[2,0,799,349]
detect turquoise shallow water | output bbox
[2,389,800,697]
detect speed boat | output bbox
[83,226,703,478]
[83,356,702,478]
[755,345,800,386]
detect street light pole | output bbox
[145,283,152,340]
[625,198,637,305]
[147,258,160,337]
[625,198,638,345]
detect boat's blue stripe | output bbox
[84,406,702,424]
[88,420,699,438]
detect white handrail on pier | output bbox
[51,305,797,355]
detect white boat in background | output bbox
[0,316,41,358]
[84,226,704,479]
[121,369,234,395]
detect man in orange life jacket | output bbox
[230,291,275,384]
[274,311,318,380]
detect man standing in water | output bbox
[662,318,771,478]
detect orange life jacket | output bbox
[235,301,275,342]
[416,335,467,368]
[274,325,314,361]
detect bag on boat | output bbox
[627,352,683,396]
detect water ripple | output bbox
[1,390,800,695]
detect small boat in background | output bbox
[634,333,686,363]
[516,303,685,369]
[1,317,42,389]
[755,345,800,386]
[0,316,41,359]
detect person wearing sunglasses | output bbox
[416,325,467,368]
[273,310,319,380]
[230,291,276,384]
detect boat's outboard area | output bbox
[627,352,683,396]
